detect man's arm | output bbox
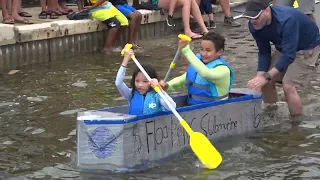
[268,17,299,77]
[249,24,272,76]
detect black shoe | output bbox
[166,15,175,27]
[224,16,241,27]
[207,20,216,29]
[204,21,208,27]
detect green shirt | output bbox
[167,45,231,97]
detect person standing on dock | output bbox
[244,0,320,121]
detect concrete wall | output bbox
[0,0,247,72]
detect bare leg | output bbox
[11,0,25,22]
[220,0,231,17]
[208,13,214,21]
[128,12,137,44]
[102,26,120,55]
[261,80,279,104]
[190,0,209,33]
[168,0,178,15]
[282,83,303,115]
[133,11,142,44]
[220,0,241,27]
[59,1,71,11]
[47,0,55,11]
[7,0,12,15]
[158,0,202,38]
[57,3,69,14]
[40,0,47,11]
[1,0,14,23]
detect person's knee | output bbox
[129,12,138,20]
[282,83,297,96]
[135,11,142,18]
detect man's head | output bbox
[244,0,272,30]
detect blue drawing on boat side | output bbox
[89,127,117,159]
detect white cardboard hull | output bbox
[77,88,263,172]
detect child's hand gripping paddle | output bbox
[163,34,192,82]
[121,44,222,169]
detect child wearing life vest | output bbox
[115,49,176,116]
[77,0,129,54]
[160,32,234,105]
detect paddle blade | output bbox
[190,132,222,169]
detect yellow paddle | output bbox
[163,34,192,82]
[293,0,298,8]
[121,44,222,169]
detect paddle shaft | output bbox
[163,49,181,82]
[130,55,185,122]
[163,34,191,82]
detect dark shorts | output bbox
[200,0,213,15]
[103,17,121,29]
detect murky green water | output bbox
[1,17,320,179]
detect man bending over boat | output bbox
[160,32,235,105]
[244,0,320,121]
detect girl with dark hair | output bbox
[115,49,176,116]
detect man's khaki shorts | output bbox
[269,45,320,88]
[275,0,316,15]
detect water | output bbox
[1,17,320,179]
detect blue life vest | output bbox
[185,53,234,105]
[128,90,164,116]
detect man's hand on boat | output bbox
[247,74,268,92]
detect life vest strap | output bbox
[188,94,229,101]
[186,81,211,90]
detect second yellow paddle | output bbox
[121,44,222,169]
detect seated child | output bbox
[109,0,142,49]
[199,0,216,29]
[77,0,129,54]
[115,49,176,116]
[160,32,234,105]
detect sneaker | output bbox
[207,20,216,29]
[166,15,175,27]
[224,16,241,27]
